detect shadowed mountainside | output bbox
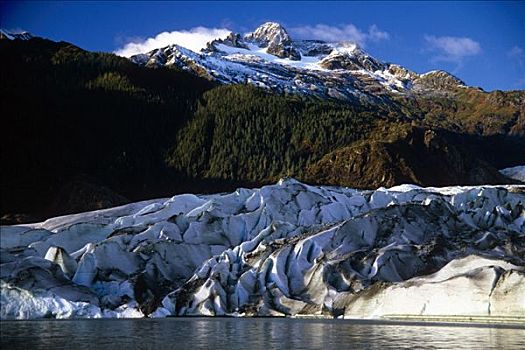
[1,37,524,223]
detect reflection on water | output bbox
[1,318,524,350]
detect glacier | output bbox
[1,179,524,320]
[500,165,525,183]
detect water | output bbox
[1,318,524,349]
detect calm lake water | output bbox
[1,318,524,349]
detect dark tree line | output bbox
[168,85,380,182]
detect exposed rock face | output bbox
[266,42,301,60]
[1,179,524,319]
[319,45,384,72]
[414,70,466,91]
[245,22,293,48]
[387,64,418,84]
[294,40,334,56]
[206,32,248,52]
[221,32,247,49]
[244,22,301,60]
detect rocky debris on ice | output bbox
[1,179,524,319]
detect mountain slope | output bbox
[1,30,524,224]
[166,85,524,186]
[129,22,525,138]
[0,36,217,222]
[130,21,525,186]
[306,127,514,188]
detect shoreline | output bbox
[293,314,525,328]
[2,315,524,329]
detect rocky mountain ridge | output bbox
[129,22,469,103]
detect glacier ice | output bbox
[500,165,525,182]
[1,179,524,319]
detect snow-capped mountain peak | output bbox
[243,22,301,60]
[129,22,468,103]
[0,29,34,41]
[244,22,292,47]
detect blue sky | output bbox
[2,1,524,91]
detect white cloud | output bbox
[4,27,28,34]
[115,27,231,57]
[368,24,389,42]
[424,35,481,63]
[507,46,524,66]
[289,23,389,46]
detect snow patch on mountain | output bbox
[215,43,325,71]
